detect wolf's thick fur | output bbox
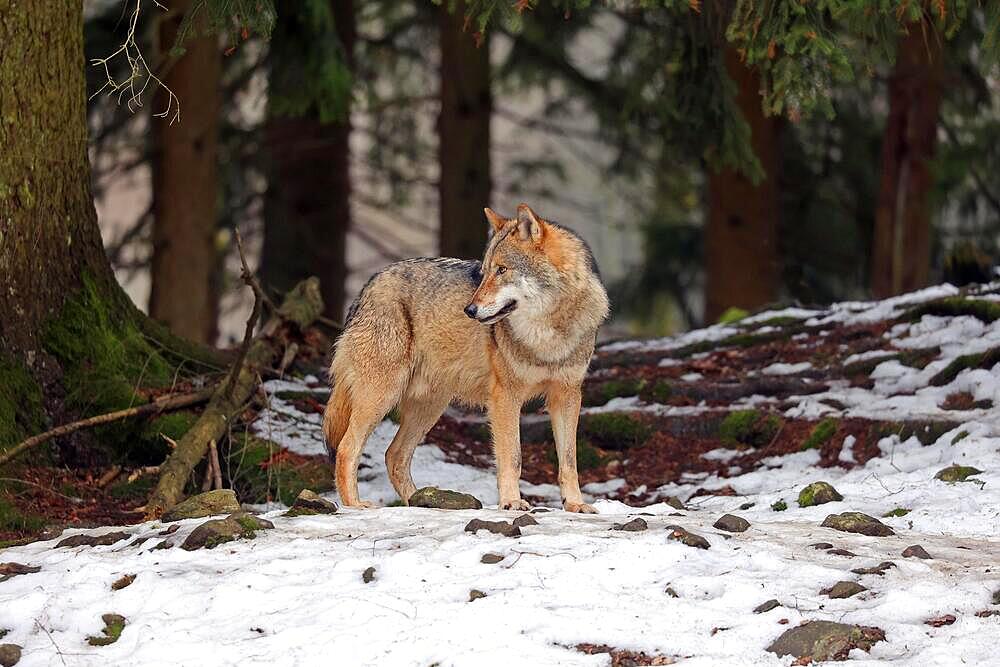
[324,204,609,512]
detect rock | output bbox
[362,567,376,583]
[469,589,486,602]
[976,610,1000,618]
[285,489,339,517]
[180,512,274,551]
[797,481,843,507]
[512,514,538,528]
[87,614,126,646]
[902,544,932,559]
[821,581,867,599]
[767,620,885,662]
[665,525,710,549]
[739,502,755,510]
[612,518,648,532]
[57,531,131,548]
[754,599,780,614]
[851,561,896,576]
[925,614,957,627]
[664,496,685,510]
[161,489,241,523]
[664,587,679,598]
[827,548,857,557]
[821,512,895,537]
[934,465,984,483]
[158,524,179,536]
[0,644,20,667]
[152,540,173,551]
[713,514,750,533]
[993,588,1000,605]
[810,542,834,550]
[480,553,505,564]
[111,574,136,591]
[408,487,482,510]
[464,519,520,538]
[0,563,40,583]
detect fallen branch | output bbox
[224,230,264,398]
[0,389,214,469]
[144,277,324,518]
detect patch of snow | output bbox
[838,435,857,464]
[760,361,812,375]
[680,372,703,381]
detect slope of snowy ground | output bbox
[2,284,1000,666]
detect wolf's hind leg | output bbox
[336,391,399,508]
[385,396,449,503]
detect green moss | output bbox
[802,418,838,451]
[545,438,605,471]
[108,475,156,501]
[882,507,910,518]
[716,307,749,325]
[951,430,970,445]
[771,499,788,511]
[600,378,645,403]
[0,354,45,454]
[718,410,782,448]
[905,297,1000,324]
[930,347,1000,386]
[579,413,651,450]
[0,496,45,533]
[87,614,126,646]
[227,434,335,505]
[878,420,959,446]
[386,499,405,507]
[648,380,673,403]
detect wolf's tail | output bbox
[323,381,351,461]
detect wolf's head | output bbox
[465,203,606,326]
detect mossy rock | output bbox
[718,410,782,448]
[161,489,241,523]
[87,613,126,647]
[578,413,651,450]
[180,512,274,551]
[934,464,984,483]
[801,419,838,451]
[544,438,605,470]
[227,435,335,505]
[797,481,843,507]
[408,487,482,510]
[285,489,339,516]
[904,297,1000,324]
[883,507,910,518]
[771,499,788,512]
[820,581,867,599]
[930,346,1000,386]
[821,512,894,537]
[767,620,885,661]
[877,420,961,446]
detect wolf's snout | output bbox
[464,304,478,319]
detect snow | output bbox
[760,361,812,375]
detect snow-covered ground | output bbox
[2,284,1000,665]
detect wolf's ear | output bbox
[516,204,544,243]
[484,207,507,235]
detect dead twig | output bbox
[97,466,123,489]
[224,229,263,399]
[0,389,214,469]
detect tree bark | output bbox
[438,0,492,260]
[148,0,222,344]
[704,48,781,324]
[871,21,944,298]
[260,0,355,322]
[0,1,118,356]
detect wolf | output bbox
[323,203,610,512]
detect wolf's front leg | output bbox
[547,384,597,514]
[488,398,530,511]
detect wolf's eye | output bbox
[495,265,507,275]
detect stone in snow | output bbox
[161,489,241,523]
[797,481,843,507]
[821,581,867,599]
[464,519,521,538]
[0,644,21,667]
[712,514,750,533]
[665,525,710,549]
[612,518,648,532]
[767,620,885,662]
[934,465,984,483]
[409,487,483,510]
[821,512,895,537]
[180,512,274,551]
[285,489,339,517]
[512,514,538,528]
[852,561,896,576]
[754,599,780,614]
[902,544,932,559]
[56,531,131,549]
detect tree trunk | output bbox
[438,0,492,260]
[704,48,781,324]
[0,2,118,356]
[148,0,222,344]
[260,0,355,322]
[871,22,943,298]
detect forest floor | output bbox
[1,282,1000,665]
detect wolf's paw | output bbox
[564,501,597,514]
[345,500,378,509]
[499,499,531,511]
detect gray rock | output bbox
[362,567,376,583]
[665,525,710,549]
[181,512,274,551]
[798,481,843,507]
[827,548,857,557]
[664,496,685,510]
[56,531,130,548]
[161,489,241,523]
[821,512,895,537]
[767,620,885,661]
[0,563,40,583]
[934,465,984,483]
[612,518,648,532]
[810,542,834,550]
[754,599,780,614]
[664,587,679,598]
[464,519,520,538]
[512,514,538,528]
[285,489,339,517]
[713,514,750,533]
[821,581,867,599]
[851,561,896,576]
[902,544,932,559]
[993,588,1000,605]
[480,553,504,564]
[0,644,20,667]
[409,487,483,510]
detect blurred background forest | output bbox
[85,0,1000,346]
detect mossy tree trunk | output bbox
[704,48,781,323]
[260,0,355,322]
[438,0,492,260]
[871,21,943,298]
[149,0,222,344]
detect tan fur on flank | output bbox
[324,204,610,512]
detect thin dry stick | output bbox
[200,451,215,492]
[97,465,123,489]
[0,389,214,468]
[224,229,264,398]
[209,438,223,490]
